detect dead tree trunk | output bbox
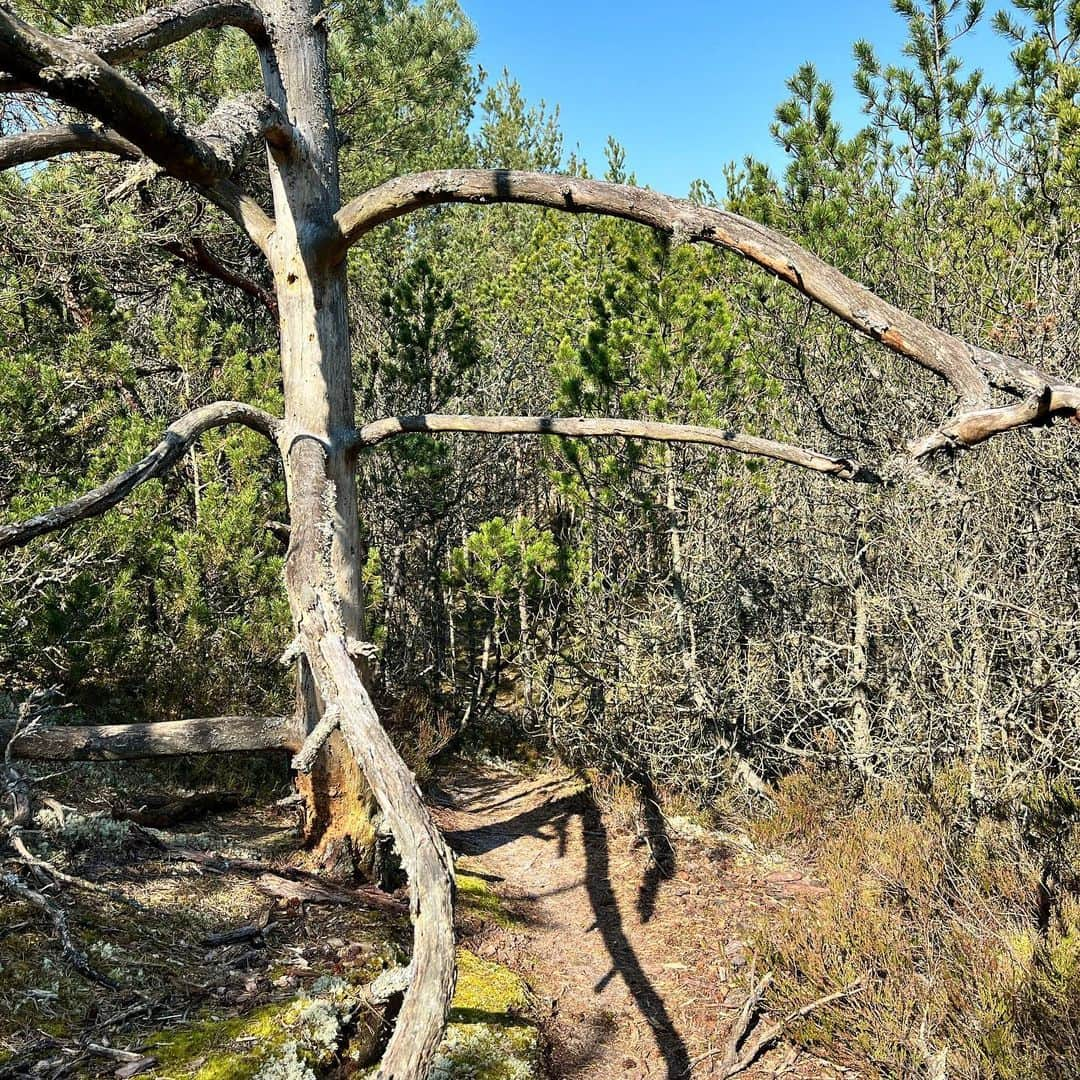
[255,0,377,871]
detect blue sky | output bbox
[460,0,1018,196]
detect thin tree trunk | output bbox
[255,5,456,1073]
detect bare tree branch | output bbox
[73,0,265,64]
[0,122,139,171]
[354,413,879,482]
[199,91,293,167]
[0,401,280,550]
[1,714,300,759]
[107,93,291,200]
[0,0,266,90]
[0,5,276,252]
[907,385,1080,457]
[332,170,1075,407]
[161,236,278,317]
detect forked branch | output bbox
[0,5,275,251]
[334,169,1079,408]
[0,401,280,550]
[0,0,265,90]
[907,385,1080,457]
[355,413,878,482]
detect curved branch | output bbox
[907,384,1080,457]
[297,607,456,1080]
[354,413,879,482]
[74,0,265,64]
[199,92,293,169]
[0,123,139,171]
[335,170,1051,405]
[0,401,280,551]
[0,5,275,252]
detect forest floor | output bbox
[431,761,853,1080]
[0,758,855,1079]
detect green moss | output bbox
[456,870,515,928]
[424,950,541,1080]
[146,978,370,1080]
[451,949,529,1017]
[145,1003,290,1080]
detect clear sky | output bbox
[459,0,1018,196]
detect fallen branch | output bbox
[0,714,300,760]
[0,871,118,988]
[157,842,407,914]
[8,829,145,911]
[687,971,864,1078]
[110,790,248,828]
[288,596,456,1078]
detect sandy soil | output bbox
[433,762,851,1080]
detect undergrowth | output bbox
[747,765,1080,1079]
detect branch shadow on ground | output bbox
[441,779,691,1078]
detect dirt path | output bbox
[432,762,846,1080]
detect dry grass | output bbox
[747,766,1080,1079]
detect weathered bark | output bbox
[71,0,266,65]
[0,715,298,760]
[0,0,265,88]
[254,0,374,870]
[0,402,279,551]
[8,5,1080,1077]
[356,413,877,480]
[332,170,996,404]
[333,169,1080,427]
[255,3,457,1072]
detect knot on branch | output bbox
[345,638,378,663]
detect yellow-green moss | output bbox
[145,1003,290,1080]
[424,950,540,1080]
[451,949,529,1016]
[456,870,515,928]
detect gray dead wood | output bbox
[0,715,299,760]
[0,402,279,551]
